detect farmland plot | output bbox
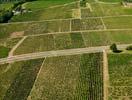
[24,0,77,11]
[25,21,60,35]
[100,3,132,16]
[0,38,22,58]
[81,3,103,18]
[0,58,44,100]
[13,30,132,55]
[70,33,85,48]
[10,2,78,22]
[28,53,104,100]
[81,8,94,18]
[108,53,132,100]
[54,34,72,50]
[82,30,132,47]
[71,18,104,31]
[14,35,54,55]
[103,16,132,29]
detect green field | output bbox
[28,53,104,100]
[0,37,21,58]
[10,1,78,22]
[100,3,132,16]
[0,3,13,11]
[71,18,104,31]
[0,59,44,100]
[99,0,122,2]
[108,53,132,99]
[13,31,132,55]
[0,46,10,58]
[24,0,77,11]
[103,16,132,29]
[0,20,70,39]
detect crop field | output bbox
[0,38,22,58]
[103,16,132,29]
[28,53,104,100]
[100,3,132,16]
[13,31,132,55]
[0,59,43,100]
[71,18,104,31]
[0,3,13,11]
[108,53,132,100]
[10,1,79,22]
[24,0,77,11]
[82,31,132,47]
[0,0,132,99]
[14,35,55,55]
[0,58,44,100]
[99,0,122,2]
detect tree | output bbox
[110,43,118,52]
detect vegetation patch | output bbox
[82,31,132,47]
[126,45,132,50]
[71,18,104,31]
[70,33,85,48]
[14,35,54,55]
[108,53,132,99]
[103,16,132,29]
[54,34,72,50]
[0,46,10,58]
[3,58,44,100]
[28,53,103,100]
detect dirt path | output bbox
[49,1,80,9]
[1,15,132,25]
[103,50,109,100]
[27,58,46,100]
[0,44,131,64]
[26,28,132,37]
[8,36,27,57]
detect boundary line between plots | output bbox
[1,15,132,25]
[27,58,46,100]
[8,36,27,57]
[103,50,109,100]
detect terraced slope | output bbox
[28,53,104,100]
[108,53,132,100]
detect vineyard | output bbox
[108,53,132,100]
[71,18,104,31]
[28,53,104,100]
[0,59,44,100]
[13,31,132,55]
[0,0,132,99]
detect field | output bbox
[0,3,13,11]
[10,1,79,22]
[0,0,132,99]
[99,0,122,2]
[0,38,22,58]
[24,0,77,11]
[0,53,103,100]
[13,31,132,55]
[0,58,44,100]
[103,16,132,29]
[28,53,104,100]
[108,53,132,99]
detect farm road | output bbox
[1,15,132,25]
[0,44,131,64]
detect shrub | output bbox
[80,0,87,7]
[0,46,10,58]
[0,10,13,23]
[110,43,122,53]
[126,45,132,50]
[110,43,118,52]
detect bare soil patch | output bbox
[10,31,24,38]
